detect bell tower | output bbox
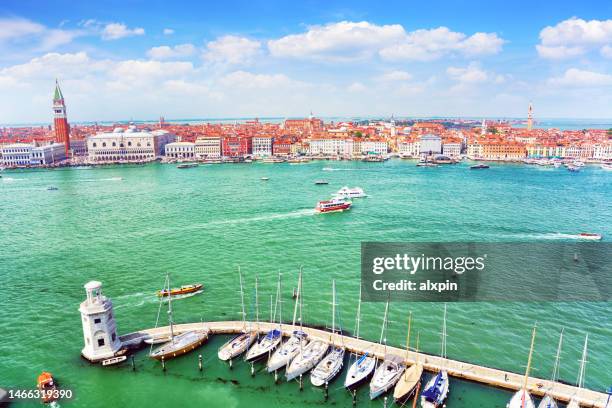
[79,281,122,362]
[53,79,71,157]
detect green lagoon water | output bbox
[0,160,610,407]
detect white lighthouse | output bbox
[79,281,122,362]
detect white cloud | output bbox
[548,68,612,87]
[447,63,489,83]
[163,28,174,35]
[347,82,367,92]
[102,23,145,40]
[0,17,44,41]
[147,44,196,59]
[380,27,504,61]
[220,70,306,89]
[268,21,406,61]
[0,52,108,79]
[601,45,612,58]
[537,17,612,59]
[377,70,412,82]
[203,35,261,64]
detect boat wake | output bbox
[322,167,362,171]
[505,232,597,241]
[81,177,123,182]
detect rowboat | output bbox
[102,356,127,366]
[156,283,203,297]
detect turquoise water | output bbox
[0,160,610,407]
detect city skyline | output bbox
[1,0,612,123]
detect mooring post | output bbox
[131,355,135,371]
[299,374,303,391]
[161,356,166,371]
[383,396,387,408]
[324,381,328,401]
[274,370,278,384]
[352,389,357,406]
[198,354,203,371]
[229,358,233,369]
[251,362,255,377]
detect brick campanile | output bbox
[53,79,70,157]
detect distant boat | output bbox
[567,165,580,172]
[47,186,59,190]
[36,372,58,404]
[261,177,270,181]
[470,164,490,170]
[102,355,127,366]
[416,162,438,167]
[506,325,537,408]
[156,283,203,297]
[335,186,366,198]
[177,163,198,169]
[578,233,602,241]
[601,163,612,171]
[316,197,352,213]
[315,180,329,185]
[572,160,585,167]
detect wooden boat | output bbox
[310,280,345,387]
[506,325,537,408]
[156,283,203,297]
[149,274,209,361]
[218,267,257,361]
[344,288,375,389]
[102,356,127,366]
[267,268,309,372]
[150,330,209,360]
[421,304,450,407]
[36,371,58,404]
[393,313,423,402]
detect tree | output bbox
[607,128,612,135]
[354,131,363,138]
[489,127,499,134]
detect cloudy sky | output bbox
[1,0,612,124]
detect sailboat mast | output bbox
[332,280,336,335]
[278,272,282,329]
[522,325,537,392]
[299,269,304,330]
[441,303,447,359]
[167,274,174,339]
[577,334,588,389]
[379,300,389,345]
[255,275,259,326]
[551,328,564,382]
[292,267,301,326]
[354,287,362,339]
[405,311,412,361]
[238,266,247,331]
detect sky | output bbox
[1,0,612,123]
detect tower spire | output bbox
[52,79,70,157]
[527,102,533,131]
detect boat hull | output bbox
[506,389,536,408]
[286,340,329,381]
[218,332,257,361]
[266,333,309,372]
[310,347,345,387]
[344,354,376,389]
[245,330,282,362]
[157,283,203,297]
[537,395,559,408]
[393,363,423,402]
[369,357,405,400]
[150,330,209,361]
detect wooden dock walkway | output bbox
[120,320,609,408]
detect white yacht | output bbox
[369,354,405,399]
[420,304,450,407]
[344,289,375,389]
[285,339,329,381]
[506,326,537,408]
[335,186,366,198]
[246,273,283,362]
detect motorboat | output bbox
[267,330,308,372]
[335,186,366,198]
[37,372,58,404]
[567,165,580,172]
[369,354,405,399]
[261,177,269,181]
[601,162,612,171]
[285,339,329,381]
[578,233,602,240]
[177,163,198,169]
[470,164,490,169]
[156,283,203,297]
[150,329,209,360]
[315,180,329,185]
[47,186,59,190]
[245,329,282,362]
[421,370,450,407]
[310,346,345,386]
[572,160,585,167]
[316,197,352,213]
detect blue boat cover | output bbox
[422,372,445,402]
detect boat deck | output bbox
[119,320,608,407]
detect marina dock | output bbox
[120,320,609,408]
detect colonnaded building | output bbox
[86,126,176,162]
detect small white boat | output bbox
[601,163,612,171]
[267,331,308,372]
[573,160,585,167]
[578,232,602,241]
[335,186,366,198]
[537,395,559,408]
[246,329,282,362]
[345,352,376,389]
[507,389,536,408]
[102,356,127,366]
[311,346,345,386]
[286,340,329,381]
[369,354,405,399]
[567,165,580,172]
[261,177,269,181]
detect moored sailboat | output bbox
[310,280,345,387]
[421,304,450,408]
[537,329,564,408]
[567,334,589,408]
[267,267,309,372]
[218,267,257,361]
[506,325,537,408]
[394,313,423,402]
[344,287,376,389]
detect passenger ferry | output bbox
[316,197,352,213]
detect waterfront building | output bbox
[467,140,483,159]
[221,136,252,157]
[0,142,66,166]
[398,138,420,157]
[70,139,88,156]
[53,80,71,157]
[442,142,462,157]
[272,138,291,156]
[360,140,388,155]
[309,137,353,157]
[87,126,175,162]
[593,143,612,160]
[526,144,565,158]
[419,134,442,155]
[480,140,526,160]
[79,281,122,362]
[253,136,274,157]
[194,136,221,159]
[165,142,195,159]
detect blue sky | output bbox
[1,0,612,123]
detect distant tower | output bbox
[527,102,533,131]
[159,116,165,128]
[481,119,486,135]
[53,79,70,156]
[79,281,122,362]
